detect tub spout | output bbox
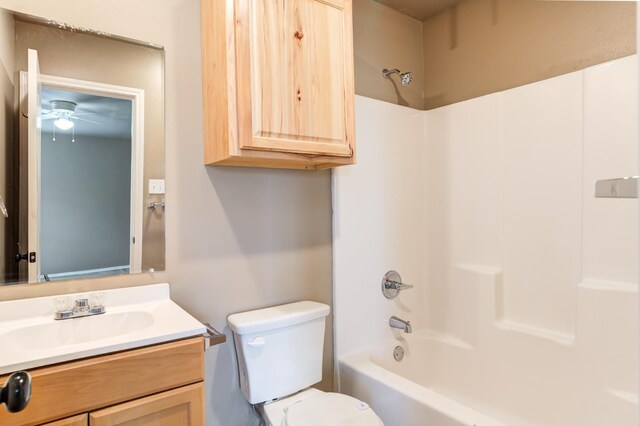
[389,316,412,333]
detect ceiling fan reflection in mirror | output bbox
[41,100,100,142]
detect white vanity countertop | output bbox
[0,283,206,375]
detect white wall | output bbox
[335,56,638,424]
[0,2,334,425]
[424,55,637,425]
[423,55,637,343]
[333,96,426,358]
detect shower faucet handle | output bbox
[381,270,414,299]
[386,280,413,291]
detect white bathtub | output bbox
[339,331,506,426]
[338,328,638,426]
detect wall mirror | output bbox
[0,7,165,285]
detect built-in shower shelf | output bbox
[595,176,638,198]
[494,320,575,346]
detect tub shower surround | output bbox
[333,56,638,425]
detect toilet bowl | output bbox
[227,301,383,425]
[260,388,382,426]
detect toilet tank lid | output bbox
[227,301,330,335]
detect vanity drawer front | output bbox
[89,382,204,426]
[0,337,204,426]
[42,413,88,426]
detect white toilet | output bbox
[227,301,383,426]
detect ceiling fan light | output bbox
[54,117,74,130]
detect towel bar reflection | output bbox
[595,176,638,199]
[147,201,165,210]
[0,195,8,218]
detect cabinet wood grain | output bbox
[42,413,89,426]
[0,338,204,426]
[89,383,204,426]
[201,0,356,169]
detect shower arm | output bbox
[382,69,401,79]
[382,68,413,86]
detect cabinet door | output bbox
[89,383,204,426]
[0,338,204,426]
[43,414,88,426]
[235,0,355,158]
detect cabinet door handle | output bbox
[1,371,31,413]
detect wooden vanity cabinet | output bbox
[89,383,204,425]
[0,337,206,426]
[42,414,89,426]
[39,385,204,426]
[201,0,356,170]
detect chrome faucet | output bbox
[382,270,414,299]
[389,316,412,333]
[54,294,105,320]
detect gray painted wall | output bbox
[40,131,131,275]
[0,2,334,425]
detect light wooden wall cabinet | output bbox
[0,338,205,426]
[201,0,356,170]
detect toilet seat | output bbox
[283,392,383,426]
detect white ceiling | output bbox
[374,0,463,20]
[40,87,132,140]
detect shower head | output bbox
[383,68,413,86]
[400,72,413,86]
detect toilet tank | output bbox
[227,301,330,404]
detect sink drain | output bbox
[393,346,404,362]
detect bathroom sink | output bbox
[0,284,206,374]
[0,311,154,353]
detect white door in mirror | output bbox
[27,49,41,283]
